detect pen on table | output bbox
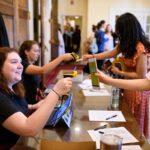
[99,131,104,134]
[106,114,117,120]
[94,124,107,131]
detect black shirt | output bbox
[22,60,40,104]
[0,90,28,148]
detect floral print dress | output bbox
[122,42,150,138]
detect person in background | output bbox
[0,47,72,149]
[19,40,73,104]
[83,25,98,73]
[83,25,98,55]
[103,24,115,64]
[58,24,65,56]
[63,25,73,53]
[104,24,114,52]
[83,12,150,138]
[72,25,81,53]
[95,20,108,69]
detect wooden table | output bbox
[13,77,150,150]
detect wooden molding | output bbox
[0,3,14,16]
[19,9,29,19]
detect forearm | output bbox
[118,71,141,79]
[25,91,59,136]
[42,55,64,74]
[93,48,118,60]
[108,78,150,91]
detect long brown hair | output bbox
[19,40,39,64]
[0,48,24,97]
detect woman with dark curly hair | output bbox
[83,12,150,138]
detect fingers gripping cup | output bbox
[100,134,122,150]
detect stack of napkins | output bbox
[78,79,110,97]
[78,79,105,90]
[78,79,111,109]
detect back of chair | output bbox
[40,140,96,150]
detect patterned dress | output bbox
[122,42,150,138]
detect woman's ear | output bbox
[24,50,28,56]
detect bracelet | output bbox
[51,89,62,100]
[120,71,125,77]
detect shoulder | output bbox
[136,42,146,55]
[146,72,150,80]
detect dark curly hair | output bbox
[0,48,24,97]
[115,12,150,58]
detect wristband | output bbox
[51,89,62,100]
[120,71,125,77]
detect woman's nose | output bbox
[18,63,23,69]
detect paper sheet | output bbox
[88,127,139,149]
[88,110,126,122]
[122,145,142,150]
[82,89,110,97]
[78,79,105,90]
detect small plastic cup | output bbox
[100,134,122,150]
[111,87,120,109]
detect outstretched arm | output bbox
[25,53,74,75]
[83,46,120,61]
[96,70,150,91]
[2,78,72,137]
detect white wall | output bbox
[87,0,150,37]
[28,0,34,40]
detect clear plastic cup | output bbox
[100,134,122,150]
[111,87,120,109]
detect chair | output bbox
[40,140,96,150]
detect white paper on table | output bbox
[78,79,105,90]
[88,127,139,149]
[88,110,126,122]
[122,145,142,150]
[82,89,110,97]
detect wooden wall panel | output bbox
[51,0,59,59]
[0,3,14,16]
[18,18,28,46]
[19,0,28,9]
[0,0,13,5]
[3,15,15,47]
[0,0,29,48]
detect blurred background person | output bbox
[58,24,65,56]
[95,20,108,69]
[72,25,81,53]
[104,24,114,52]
